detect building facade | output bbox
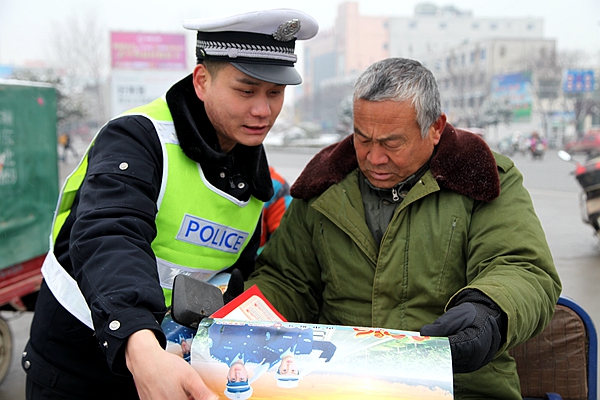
[300,1,574,142]
[424,37,558,143]
[300,2,389,131]
[388,3,543,62]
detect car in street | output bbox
[564,128,600,156]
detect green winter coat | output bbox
[247,126,561,399]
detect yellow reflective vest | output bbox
[41,97,263,328]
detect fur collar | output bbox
[166,74,273,202]
[290,124,500,202]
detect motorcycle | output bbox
[498,132,528,157]
[557,150,600,238]
[530,140,546,160]
[529,135,547,160]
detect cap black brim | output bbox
[231,62,302,85]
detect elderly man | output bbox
[23,9,318,400]
[245,57,561,399]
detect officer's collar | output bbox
[165,74,273,202]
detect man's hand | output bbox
[420,289,506,374]
[223,268,244,304]
[126,330,218,400]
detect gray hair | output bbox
[353,58,442,138]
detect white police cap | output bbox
[275,371,300,388]
[224,384,253,399]
[183,9,318,85]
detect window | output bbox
[409,21,417,29]
[439,22,447,29]
[499,46,506,57]
[480,49,486,60]
[490,22,498,30]
[472,22,479,29]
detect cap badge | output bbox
[273,19,301,42]
[227,48,239,58]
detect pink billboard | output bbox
[111,32,187,70]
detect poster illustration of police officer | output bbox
[162,310,196,362]
[190,319,453,399]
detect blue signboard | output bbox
[563,70,595,93]
[0,65,14,79]
[491,72,532,121]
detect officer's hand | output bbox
[126,330,218,400]
[420,289,505,373]
[223,268,244,304]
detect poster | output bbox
[163,280,454,399]
[190,319,453,399]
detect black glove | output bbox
[223,268,245,305]
[420,289,506,373]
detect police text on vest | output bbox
[177,214,249,253]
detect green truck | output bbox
[0,80,59,383]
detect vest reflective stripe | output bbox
[42,96,263,327]
[156,258,221,289]
[41,250,94,327]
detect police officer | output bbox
[22,9,318,400]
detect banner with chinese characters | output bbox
[110,32,187,70]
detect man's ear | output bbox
[193,64,210,101]
[429,113,447,145]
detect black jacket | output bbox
[23,74,273,398]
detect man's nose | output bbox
[367,144,389,165]
[250,94,272,118]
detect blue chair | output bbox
[509,296,598,400]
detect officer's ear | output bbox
[193,64,210,101]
